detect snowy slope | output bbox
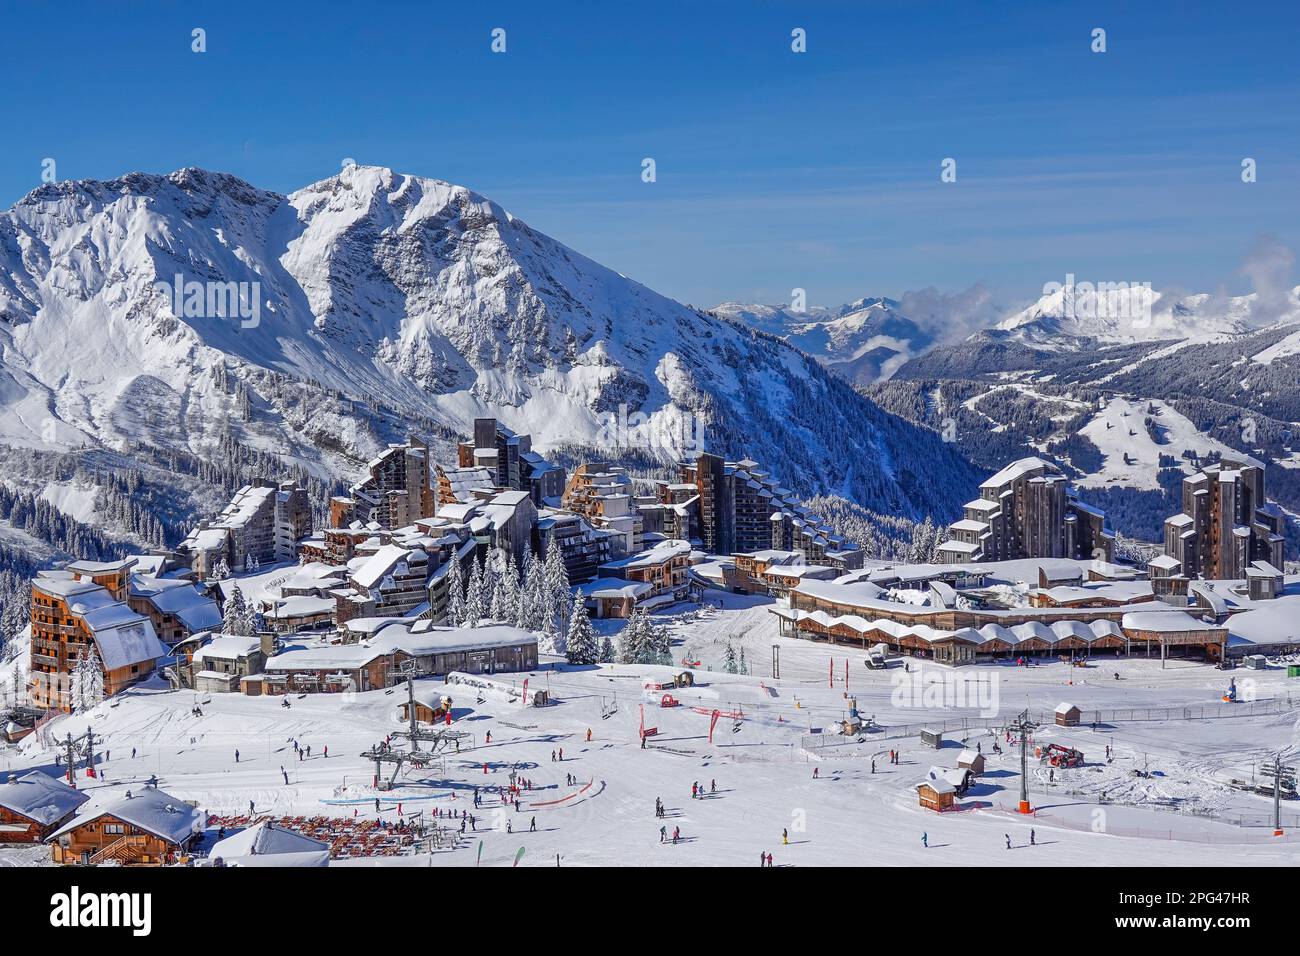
[0,166,976,517]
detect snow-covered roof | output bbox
[577,578,654,600]
[209,820,329,859]
[917,778,957,796]
[352,544,426,590]
[0,771,88,825]
[191,635,262,663]
[1055,702,1078,714]
[91,617,167,671]
[1122,610,1224,633]
[131,576,222,632]
[979,457,1053,489]
[599,538,691,572]
[50,787,203,845]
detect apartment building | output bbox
[536,509,615,583]
[178,481,313,578]
[561,462,643,556]
[458,418,565,506]
[672,452,860,566]
[29,560,167,712]
[937,457,1114,564]
[1159,455,1286,584]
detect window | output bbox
[105,824,126,835]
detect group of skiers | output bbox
[690,779,717,799]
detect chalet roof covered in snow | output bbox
[191,635,262,663]
[50,786,203,845]
[600,538,691,572]
[131,576,222,632]
[0,771,89,825]
[90,616,167,671]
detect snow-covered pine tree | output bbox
[495,552,520,623]
[722,642,738,674]
[69,647,86,713]
[598,635,617,664]
[517,549,543,631]
[222,586,249,636]
[478,557,498,623]
[619,608,648,664]
[565,591,598,665]
[82,644,104,709]
[445,549,466,626]
[465,555,485,626]
[738,646,748,675]
[543,535,572,639]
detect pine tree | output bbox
[543,535,572,639]
[598,636,617,664]
[619,608,649,665]
[517,549,543,631]
[565,591,598,665]
[723,643,738,674]
[465,556,485,626]
[222,586,249,636]
[738,646,748,675]
[82,645,104,709]
[492,552,520,624]
[445,550,466,627]
[69,647,86,713]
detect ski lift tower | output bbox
[1008,709,1038,814]
[1261,753,1296,836]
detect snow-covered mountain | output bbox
[712,296,932,385]
[0,166,977,520]
[994,283,1300,348]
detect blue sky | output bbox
[3,0,1298,311]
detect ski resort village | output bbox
[2,415,1299,869]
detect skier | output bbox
[660,826,667,843]
[1005,833,1011,850]
[551,750,556,762]
[871,759,876,774]
[282,770,289,785]
[782,828,788,846]
[375,798,381,812]
[710,779,716,794]
[234,749,240,763]
[760,850,766,867]
[486,731,492,743]
[691,782,698,799]
[324,746,328,758]
[922,832,928,848]
[530,816,537,832]
[131,747,136,759]
[559,748,563,760]
[248,800,255,814]
[1030,828,1036,846]
[506,820,512,834]
[766,852,773,867]
[673,826,680,845]
[586,728,592,742]
[813,767,819,779]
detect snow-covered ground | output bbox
[5,592,1300,867]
